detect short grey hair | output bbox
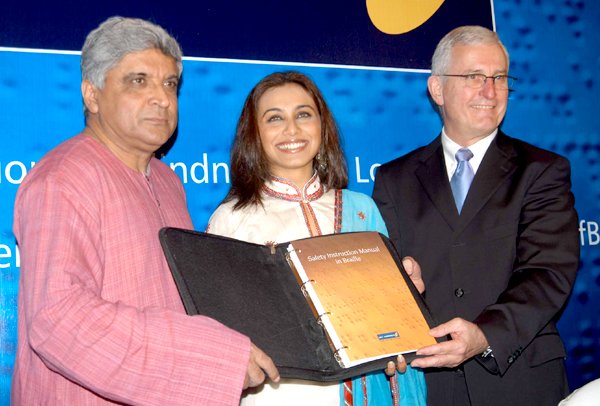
[431,25,509,75]
[81,16,183,88]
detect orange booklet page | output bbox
[287,232,436,367]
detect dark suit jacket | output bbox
[373,131,579,406]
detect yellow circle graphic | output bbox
[366,0,445,34]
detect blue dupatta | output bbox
[338,189,427,406]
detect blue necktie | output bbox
[450,148,474,213]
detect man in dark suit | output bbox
[373,25,579,406]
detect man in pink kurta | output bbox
[11,16,278,405]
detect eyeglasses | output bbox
[440,74,517,91]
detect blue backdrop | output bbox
[1,0,599,403]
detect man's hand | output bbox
[411,318,488,369]
[243,343,280,389]
[385,354,407,376]
[402,256,425,294]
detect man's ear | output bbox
[427,75,444,107]
[81,80,100,114]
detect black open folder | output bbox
[159,227,438,382]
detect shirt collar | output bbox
[441,128,497,178]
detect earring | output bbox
[316,152,328,171]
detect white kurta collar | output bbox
[263,172,324,203]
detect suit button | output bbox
[454,288,464,297]
[507,356,514,364]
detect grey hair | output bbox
[431,25,509,75]
[81,16,183,88]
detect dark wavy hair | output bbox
[226,71,348,210]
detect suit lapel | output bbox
[415,137,459,229]
[457,132,518,232]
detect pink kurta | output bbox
[12,134,250,405]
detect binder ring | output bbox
[333,346,348,367]
[299,279,315,297]
[316,311,331,327]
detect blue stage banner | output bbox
[1,0,492,70]
[1,0,599,403]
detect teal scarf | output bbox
[338,189,427,406]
